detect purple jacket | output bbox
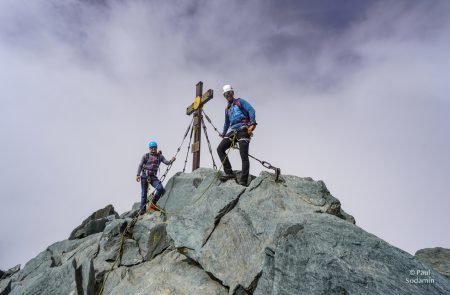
[137,152,171,177]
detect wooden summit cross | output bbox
[186,81,214,171]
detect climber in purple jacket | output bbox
[136,141,175,213]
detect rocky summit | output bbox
[1,168,450,295]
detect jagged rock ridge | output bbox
[1,168,450,295]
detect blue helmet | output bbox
[148,141,158,148]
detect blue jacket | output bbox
[222,98,256,135]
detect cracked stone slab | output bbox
[108,250,228,295]
[255,214,450,295]
[158,168,219,214]
[133,215,173,261]
[198,209,265,294]
[120,239,143,266]
[94,219,128,280]
[167,176,245,260]
[191,172,361,293]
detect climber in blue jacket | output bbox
[217,84,257,186]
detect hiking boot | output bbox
[238,179,248,187]
[148,203,159,211]
[220,172,236,182]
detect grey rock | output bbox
[79,258,96,295]
[47,237,90,267]
[99,267,128,295]
[60,233,102,266]
[132,214,173,261]
[197,203,265,294]
[120,239,143,266]
[12,250,53,283]
[11,169,448,295]
[108,250,228,295]
[158,168,218,213]
[93,219,131,283]
[11,260,79,295]
[0,265,20,280]
[254,214,450,295]
[103,218,128,239]
[279,173,352,218]
[170,171,356,293]
[0,279,11,295]
[167,173,245,260]
[415,247,450,279]
[8,235,99,295]
[339,208,356,224]
[96,219,128,263]
[69,204,119,240]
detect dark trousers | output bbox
[140,175,165,210]
[217,128,250,182]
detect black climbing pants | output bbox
[217,128,250,183]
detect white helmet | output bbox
[222,84,234,94]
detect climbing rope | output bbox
[201,116,217,169]
[98,213,139,295]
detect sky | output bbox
[1,0,450,270]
